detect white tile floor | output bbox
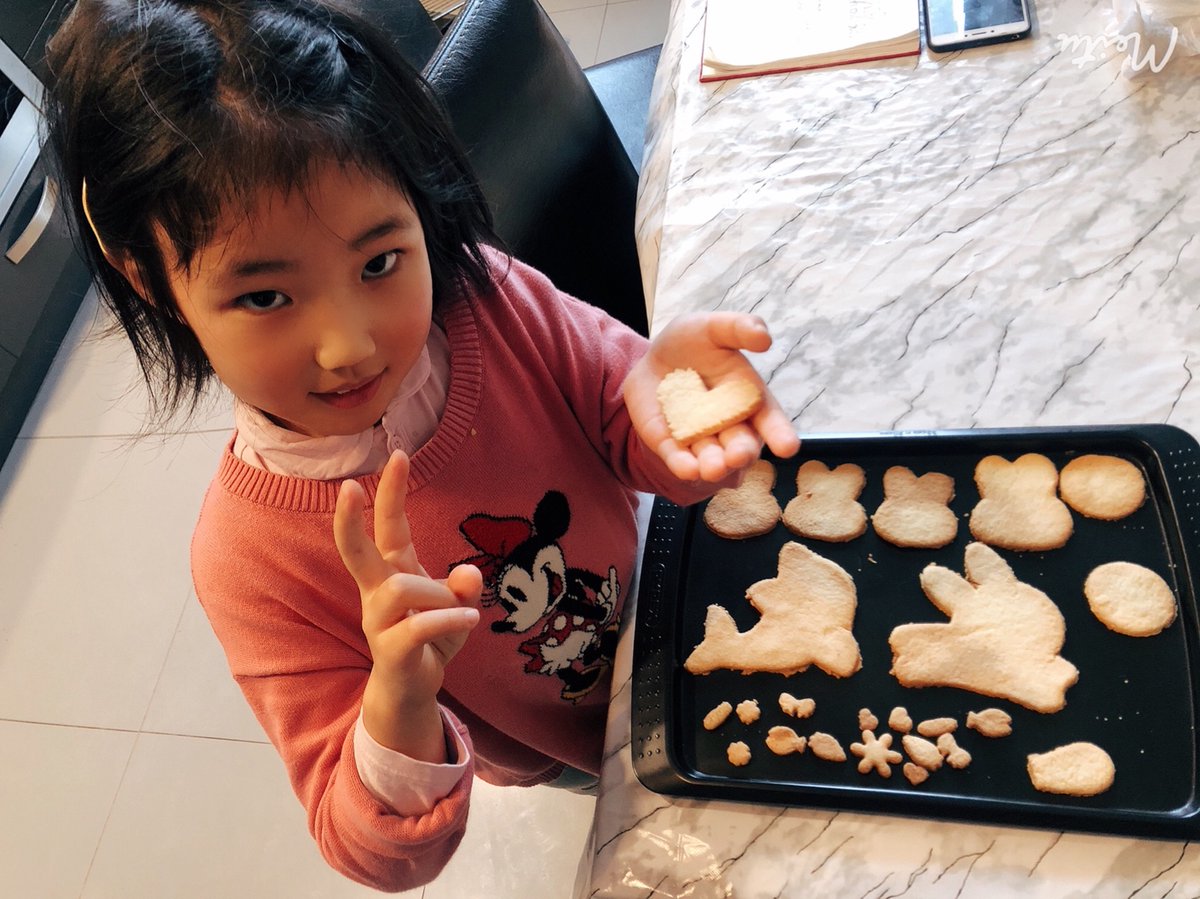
[0,2,668,896]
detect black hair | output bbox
[41,0,496,426]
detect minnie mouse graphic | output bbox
[456,491,620,702]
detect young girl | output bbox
[43,0,799,890]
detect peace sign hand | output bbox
[334,451,481,761]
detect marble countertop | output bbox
[584,0,1200,894]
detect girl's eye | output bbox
[234,290,289,312]
[363,250,399,280]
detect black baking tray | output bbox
[632,424,1200,839]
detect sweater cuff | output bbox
[353,708,471,817]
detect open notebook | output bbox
[701,0,920,82]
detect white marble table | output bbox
[583,0,1200,894]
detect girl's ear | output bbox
[81,179,155,305]
[108,252,155,306]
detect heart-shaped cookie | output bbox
[656,368,763,445]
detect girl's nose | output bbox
[313,304,376,371]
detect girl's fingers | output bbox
[399,607,480,651]
[445,564,484,606]
[704,312,773,354]
[366,573,466,633]
[375,451,426,576]
[334,478,394,591]
[717,422,761,469]
[660,312,771,357]
[754,397,801,459]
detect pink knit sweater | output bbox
[190,255,713,891]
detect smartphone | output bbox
[923,0,1033,52]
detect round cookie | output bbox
[1058,454,1145,520]
[1084,561,1176,636]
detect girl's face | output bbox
[165,161,434,437]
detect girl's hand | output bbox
[623,312,800,483]
[334,451,481,761]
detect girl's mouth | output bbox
[314,373,384,409]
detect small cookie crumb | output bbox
[779,693,816,718]
[917,717,958,738]
[809,732,847,762]
[850,730,903,777]
[703,701,733,731]
[888,706,913,733]
[858,708,879,732]
[736,699,761,725]
[727,741,752,766]
[765,726,807,756]
[966,708,1012,738]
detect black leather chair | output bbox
[344,0,444,70]
[423,0,652,335]
[583,44,661,176]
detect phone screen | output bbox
[925,0,1031,49]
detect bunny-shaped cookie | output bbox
[685,541,861,678]
[782,460,867,542]
[872,466,957,548]
[889,542,1078,713]
[703,458,781,538]
[969,453,1073,551]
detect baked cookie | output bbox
[809,732,847,762]
[872,466,958,549]
[765,726,807,756]
[703,459,781,539]
[966,708,1012,738]
[916,717,957,738]
[736,699,762,724]
[901,735,943,771]
[782,460,868,543]
[1059,454,1146,520]
[727,741,752,767]
[851,730,902,777]
[702,701,733,730]
[684,541,862,678]
[1027,742,1115,796]
[903,763,930,786]
[968,453,1074,551]
[779,693,816,718]
[888,706,913,733]
[937,733,972,769]
[657,368,763,445]
[1084,561,1177,637]
[889,542,1079,713]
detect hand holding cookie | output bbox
[334,451,482,761]
[623,312,800,482]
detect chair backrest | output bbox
[423,0,648,335]
[343,0,443,71]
